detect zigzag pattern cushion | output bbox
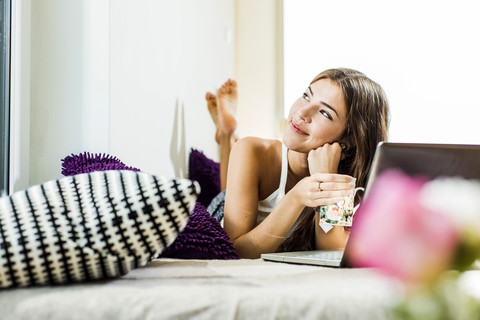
[0,170,199,288]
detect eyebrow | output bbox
[308,86,339,117]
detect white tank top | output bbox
[256,143,288,225]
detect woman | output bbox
[206,68,389,259]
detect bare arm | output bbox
[308,143,355,250]
[224,138,353,258]
[223,137,292,258]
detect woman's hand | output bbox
[290,173,355,208]
[308,142,343,174]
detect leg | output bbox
[218,133,235,191]
[216,79,238,136]
[206,79,239,190]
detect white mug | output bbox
[316,187,364,227]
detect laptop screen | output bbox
[363,142,480,199]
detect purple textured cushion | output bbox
[61,152,140,176]
[188,149,220,207]
[159,202,240,260]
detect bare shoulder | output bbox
[230,137,283,192]
[232,136,282,156]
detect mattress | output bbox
[0,258,407,319]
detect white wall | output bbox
[14,0,279,189]
[109,0,234,178]
[235,0,283,139]
[30,0,110,186]
[23,0,234,188]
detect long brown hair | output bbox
[277,68,390,252]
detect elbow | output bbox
[232,236,265,259]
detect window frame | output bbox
[0,0,11,195]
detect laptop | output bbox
[261,142,480,268]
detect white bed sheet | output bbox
[0,258,407,319]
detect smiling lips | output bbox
[290,122,308,135]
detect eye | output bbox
[302,92,310,101]
[320,110,333,120]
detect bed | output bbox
[1,257,404,320]
[3,166,400,319]
[2,152,479,319]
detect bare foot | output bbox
[216,79,238,137]
[205,92,221,143]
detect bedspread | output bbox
[0,258,405,319]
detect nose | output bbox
[297,103,315,123]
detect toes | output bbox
[206,92,216,101]
[217,79,237,96]
[223,84,231,94]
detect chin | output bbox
[281,135,293,149]
[281,136,310,154]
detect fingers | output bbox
[311,174,355,194]
[319,181,355,191]
[307,174,355,207]
[307,188,352,207]
[296,174,356,208]
[303,182,353,208]
[307,144,343,174]
[311,142,343,153]
[311,173,354,183]
[311,197,345,207]
[314,189,353,199]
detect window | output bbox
[1,0,10,194]
[283,0,480,144]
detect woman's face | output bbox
[282,78,347,153]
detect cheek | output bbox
[311,122,346,142]
[287,99,302,118]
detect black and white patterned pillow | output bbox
[0,170,199,288]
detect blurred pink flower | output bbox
[349,170,460,284]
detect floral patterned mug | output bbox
[316,187,364,227]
